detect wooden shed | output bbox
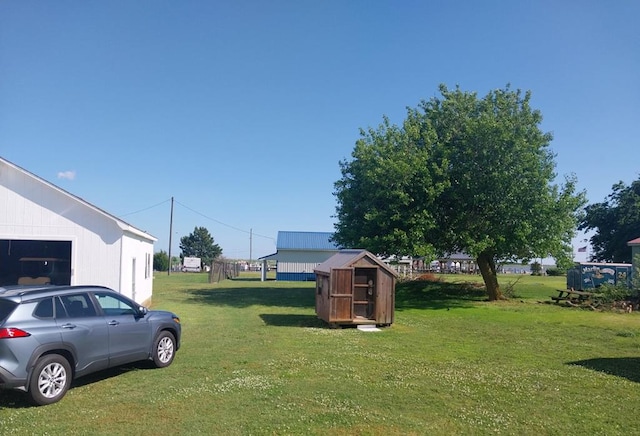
[314,249,397,327]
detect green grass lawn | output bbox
[1,272,639,435]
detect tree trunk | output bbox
[476,252,503,301]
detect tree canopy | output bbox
[333,115,444,259]
[579,178,640,263]
[333,84,586,300]
[179,226,222,266]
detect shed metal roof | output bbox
[314,249,367,273]
[314,249,398,276]
[276,231,340,251]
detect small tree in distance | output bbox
[179,226,222,267]
[153,250,169,272]
[530,262,542,276]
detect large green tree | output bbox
[579,178,640,263]
[179,226,222,267]
[333,84,586,300]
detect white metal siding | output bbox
[120,232,153,303]
[277,262,324,273]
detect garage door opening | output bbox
[0,240,72,286]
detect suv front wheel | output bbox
[152,331,176,368]
[28,354,72,406]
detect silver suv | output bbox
[0,285,181,405]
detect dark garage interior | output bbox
[0,239,72,286]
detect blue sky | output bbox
[1,1,638,262]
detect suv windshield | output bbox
[0,300,18,323]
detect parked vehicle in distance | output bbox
[182,256,202,272]
[0,285,181,405]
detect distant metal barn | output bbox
[314,249,397,327]
[259,231,340,281]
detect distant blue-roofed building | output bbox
[259,231,341,281]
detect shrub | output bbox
[545,267,565,276]
[530,261,542,276]
[416,273,441,282]
[502,276,522,299]
[596,283,634,304]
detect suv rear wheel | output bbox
[28,354,72,406]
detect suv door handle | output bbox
[61,323,76,329]
[108,320,120,326]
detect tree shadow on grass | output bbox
[187,279,487,311]
[395,279,487,311]
[187,286,315,309]
[259,314,325,328]
[567,357,640,383]
[229,277,277,282]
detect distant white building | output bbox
[0,157,156,305]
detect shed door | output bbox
[354,267,377,320]
[330,268,353,321]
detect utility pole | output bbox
[249,228,253,264]
[168,197,174,276]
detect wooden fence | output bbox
[208,261,241,283]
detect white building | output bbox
[0,157,155,305]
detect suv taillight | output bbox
[0,328,31,339]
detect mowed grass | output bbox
[1,272,639,435]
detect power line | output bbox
[119,198,171,217]
[173,199,275,242]
[117,197,276,243]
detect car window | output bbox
[54,297,68,319]
[95,292,137,316]
[60,294,97,318]
[0,300,18,322]
[34,298,54,318]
